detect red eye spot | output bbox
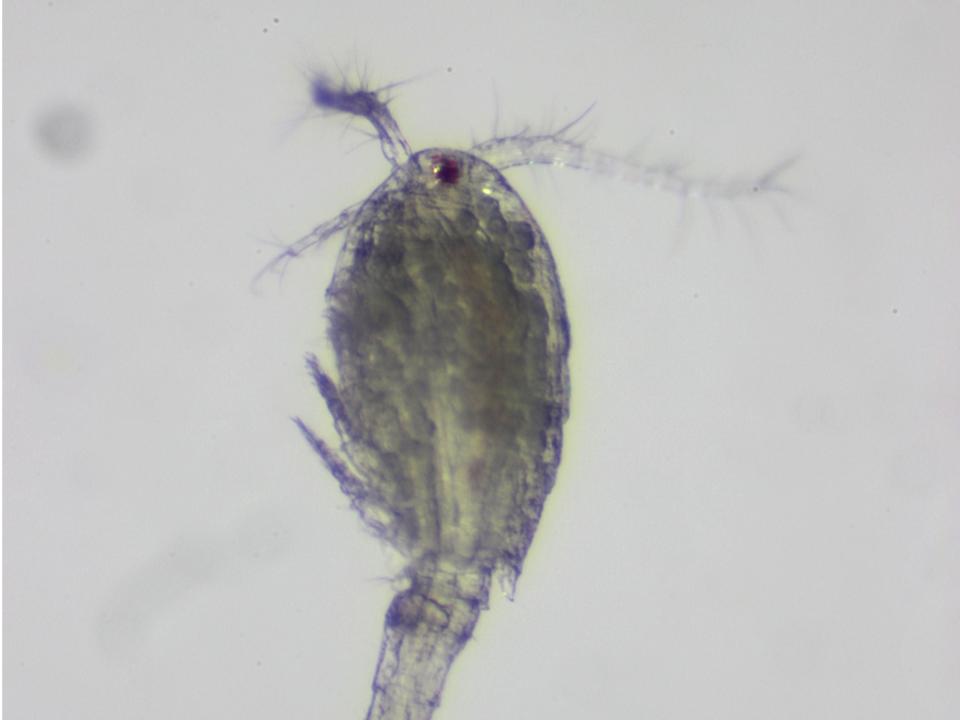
[431,154,460,184]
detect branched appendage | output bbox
[309,73,412,168]
[472,130,797,203]
[366,568,491,720]
[251,203,363,292]
[294,415,409,548]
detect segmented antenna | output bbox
[309,74,413,167]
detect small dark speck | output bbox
[273,17,279,23]
[263,28,268,33]
[892,307,899,314]
[446,66,453,73]
[693,292,700,299]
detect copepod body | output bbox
[291,79,570,720]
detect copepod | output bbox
[271,72,791,720]
[289,75,569,720]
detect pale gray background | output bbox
[5,1,959,718]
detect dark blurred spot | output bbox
[35,105,94,162]
[432,154,460,184]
